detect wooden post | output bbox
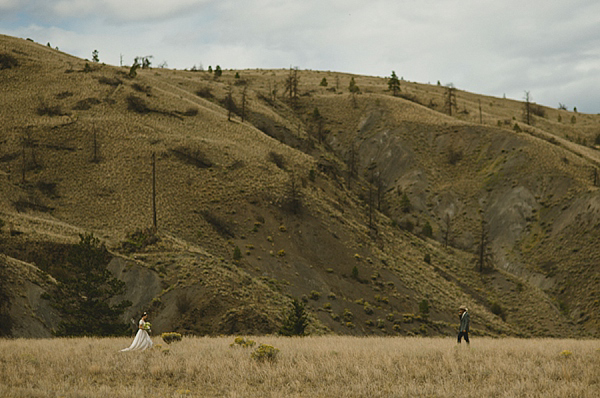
[21,138,26,184]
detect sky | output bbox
[1,0,599,113]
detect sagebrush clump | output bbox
[251,344,279,362]
[161,332,182,344]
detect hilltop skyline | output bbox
[1,0,599,113]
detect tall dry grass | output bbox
[0,336,598,397]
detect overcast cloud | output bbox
[1,0,599,113]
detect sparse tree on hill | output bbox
[523,91,532,125]
[388,71,401,96]
[346,141,359,188]
[476,217,493,272]
[320,77,328,87]
[400,192,411,213]
[284,66,300,103]
[241,85,248,123]
[0,259,12,337]
[134,56,153,69]
[225,86,235,121]
[208,65,213,74]
[366,162,378,235]
[129,58,141,78]
[214,65,222,77]
[92,50,99,63]
[51,234,131,336]
[284,173,302,214]
[280,298,309,336]
[441,213,452,248]
[349,77,359,108]
[311,107,325,143]
[445,84,457,116]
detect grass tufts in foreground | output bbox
[0,336,598,397]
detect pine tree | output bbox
[51,234,131,336]
[388,71,401,96]
[280,299,309,336]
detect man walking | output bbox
[457,305,470,344]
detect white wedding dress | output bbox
[121,319,153,351]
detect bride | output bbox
[121,312,153,351]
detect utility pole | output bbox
[152,152,157,230]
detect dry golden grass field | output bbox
[1,336,599,397]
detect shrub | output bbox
[161,332,182,344]
[200,210,234,239]
[233,246,242,261]
[230,336,256,348]
[490,302,506,321]
[251,344,279,362]
[121,228,159,253]
[351,265,359,280]
[327,292,337,300]
[376,319,386,329]
[386,313,395,322]
[196,87,214,99]
[400,192,411,213]
[172,147,213,169]
[309,290,321,300]
[447,147,463,165]
[531,104,546,118]
[424,253,431,264]
[37,101,66,117]
[126,94,152,114]
[98,76,122,87]
[343,309,354,322]
[72,98,101,111]
[267,151,285,169]
[403,313,414,323]
[0,53,19,69]
[364,303,374,315]
[419,299,430,317]
[421,222,433,238]
[176,294,192,314]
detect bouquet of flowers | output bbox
[143,322,152,332]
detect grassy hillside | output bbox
[1,34,599,338]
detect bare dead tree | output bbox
[283,66,299,104]
[241,85,248,123]
[366,162,378,236]
[442,213,452,248]
[226,86,235,122]
[523,91,532,125]
[445,84,456,116]
[477,217,493,272]
[346,141,359,189]
[284,172,302,214]
[311,107,325,143]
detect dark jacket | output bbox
[459,311,470,332]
